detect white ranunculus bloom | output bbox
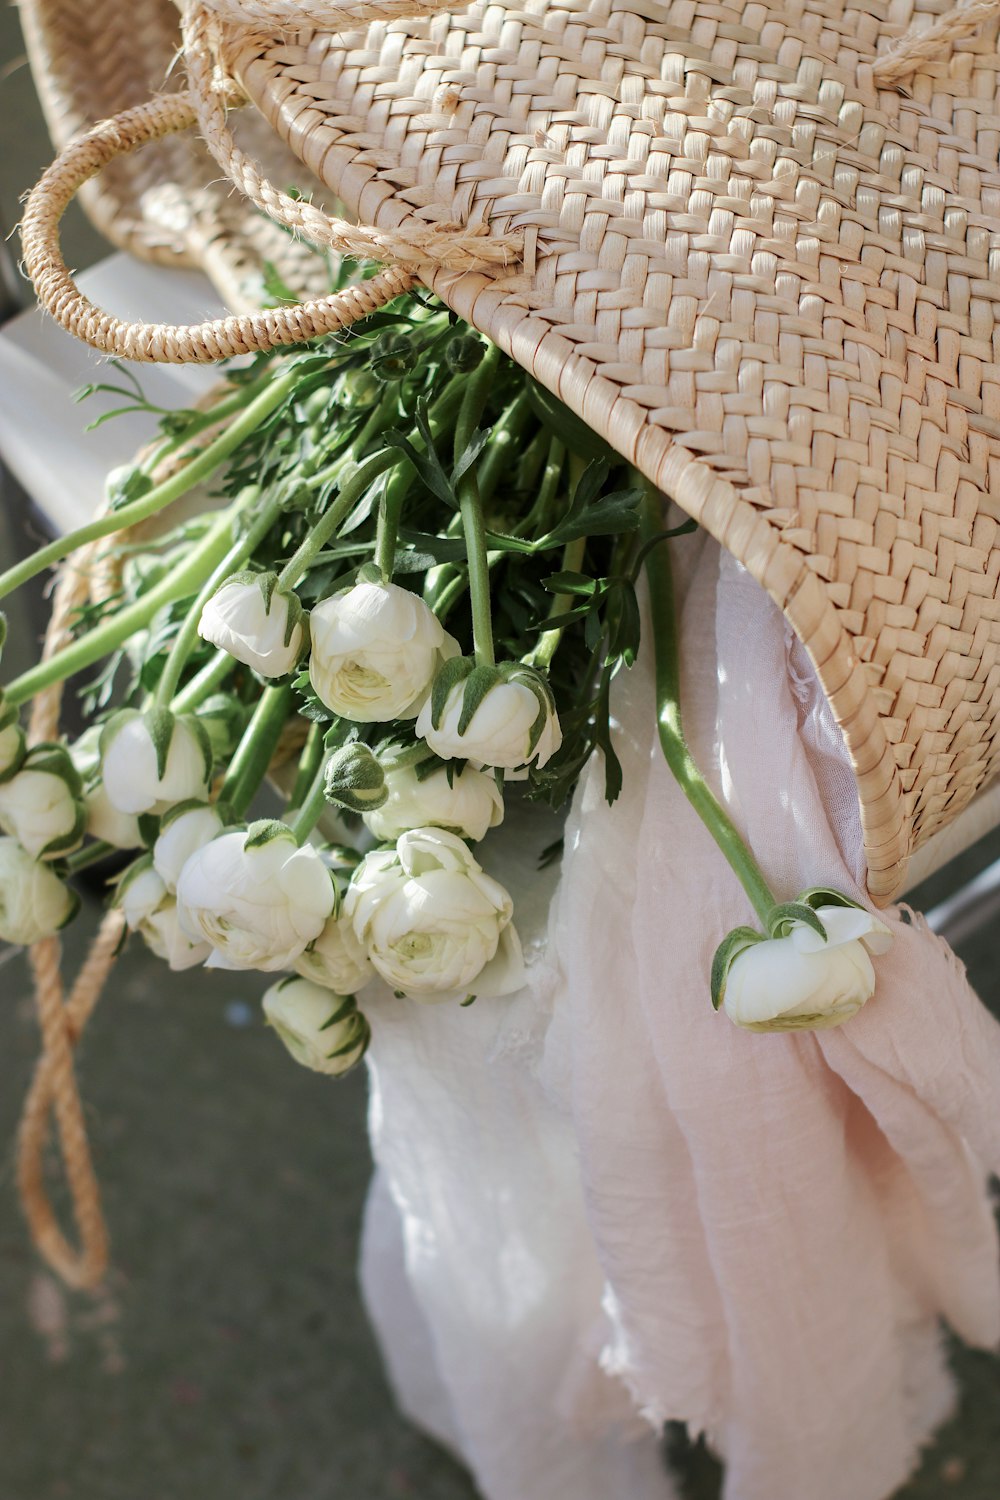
[723,905,893,1032]
[100,710,212,817]
[175,822,335,972]
[0,837,76,944]
[118,862,210,971]
[294,910,374,994]
[309,581,457,722]
[263,977,370,1076]
[198,573,306,678]
[153,803,225,893]
[416,674,561,772]
[344,827,523,1001]
[363,762,504,843]
[71,727,142,850]
[0,747,85,860]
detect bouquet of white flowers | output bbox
[1,286,889,1285]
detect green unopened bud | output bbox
[324,743,387,813]
[445,334,485,373]
[370,331,417,383]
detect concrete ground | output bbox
[0,9,997,1497]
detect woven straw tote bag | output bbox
[19,0,1000,902]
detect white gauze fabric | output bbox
[543,536,1000,1500]
[360,532,1000,1500]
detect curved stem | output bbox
[155,488,279,706]
[284,720,326,816]
[276,451,398,591]
[217,684,294,820]
[0,363,307,604]
[641,488,776,925]
[528,535,586,670]
[454,345,501,667]
[288,756,330,844]
[5,504,243,706]
[171,648,234,715]
[477,390,532,505]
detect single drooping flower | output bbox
[0,837,77,945]
[175,821,335,972]
[100,708,212,817]
[262,976,370,1076]
[0,743,86,860]
[344,827,523,1001]
[363,761,503,844]
[294,908,374,995]
[415,659,561,773]
[716,901,893,1032]
[153,802,225,893]
[198,571,307,678]
[309,580,458,722]
[117,859,211,971]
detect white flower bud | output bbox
[309,581,458,722]
[722,905,892,1032]
[294,910,373,994]
[117,858,210,970]
[153,802,225,893]
[0,837,77,944]
[416,663,561,772]
[71,728,142,850]
[0,745,85,860]
[100,709,212,817]
[344,827,523,1001]
[263,977,370,1076]
[363,762,503,843]
[175,820,335,972]
[198,572,306,679]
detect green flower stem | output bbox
[142,369,274,472]
[373,464,412,582]
[5,503,244,707]
[288,756,330,844]
[154,488,280,706]
[641,488,776,925]
[63,840,114,875]
[276,377,467,592]
[528,535,587,670]
[515,436,565,537]
[477,390,532,504]
[0,363,308,605]
[276,451,399,590]
[217,683,294,820]
[284,720,326,816]
[171,648,234,715]
[454,344,501,668]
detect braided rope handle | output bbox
[19,90,424,363]
[17,555,125,1291]
[872,0,1000,82]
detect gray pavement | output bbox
[0,8,997,1497]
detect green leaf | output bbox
[542,488,643,547]
[766,902,828,941]
[710,926,765,1010]
[797,887,865,913]
[543,572,597,596]
[453,428,490,484]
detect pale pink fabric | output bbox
[361,535,1000,1500]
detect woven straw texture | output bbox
[208,0,1000,902]
[19,0,337,307]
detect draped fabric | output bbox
[360,535,1000,1500]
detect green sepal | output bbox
[430,655,476,730]
[0,697,18,732]
[177,712,214,784]
[324,743,387,812]
[111,852,156,903]
[56,884,82,932]
[319,995,358,1030]
[710,926,765,1011]
[142,707,177,783]
[20,742,84,798]
[325,1013,370,1068]
[98,707,140,762]
[137,812,161,847]
[766,902,828,942]
[37,799,88,861]
[158,797,212,831]
[256,571,278,615]
[0,721,26,783]
[0,611,6,655]
[457,665,503,735]
[356,561,385,587]
[500,662,555,758]
[244,818,296,850]
[460,993,477,1007]
[796,887,866,914]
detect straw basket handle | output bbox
[18,90,423,363]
